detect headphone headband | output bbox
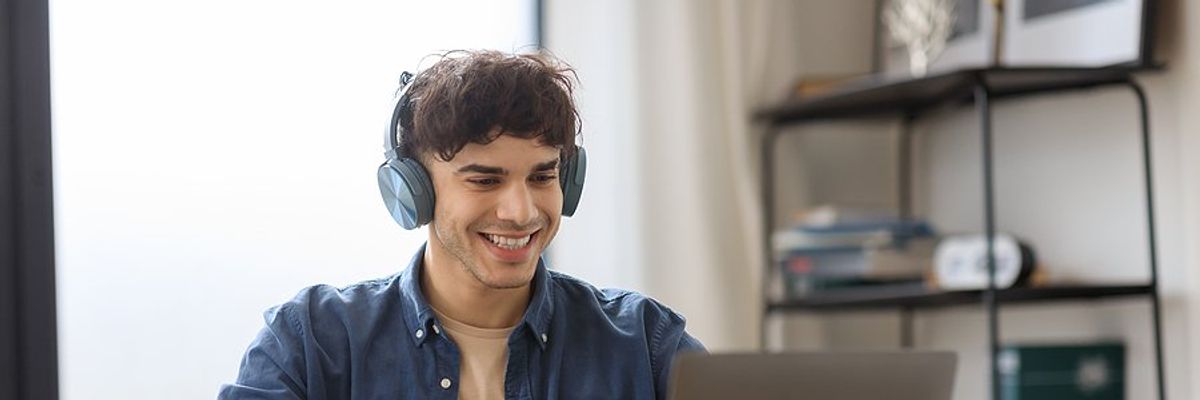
[383,71,415,160]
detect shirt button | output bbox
[541,333,549,343]
[432,325,441,335]
[415,329,425,339]
[440,377,452,390]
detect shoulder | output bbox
[268,274,402,335]
[282,274,398,310]
[547,270,706,385]
[547,270,691,340]
[549,271,674,311]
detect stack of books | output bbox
[774,218,937,299]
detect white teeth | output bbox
[485,233,532,249]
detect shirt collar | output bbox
[398,243,555,350]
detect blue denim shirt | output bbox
[219,245,705,399]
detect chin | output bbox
[471,256,539,289]
[470,231,545,289]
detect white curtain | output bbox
[545,0,816,350]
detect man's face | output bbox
[424,133,563,290]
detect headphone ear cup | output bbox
[377,158,436,229]
[560,146,587,217]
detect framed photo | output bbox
[876,0,997,79]
[1002,0,1155,67]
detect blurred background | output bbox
[23,0,1200,399]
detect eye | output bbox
[468,177,501,187]
[531,174,558,185]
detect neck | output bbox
[420,244,533,329]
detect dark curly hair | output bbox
[396,50,580,162]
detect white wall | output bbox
[50,1,534,398]
[541,0,645,291]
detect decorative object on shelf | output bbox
[878,0,997,79]
[882,0,956,77]
[999,342,1125,400]
[1002,0,1155,67]
[933,233,1035,290]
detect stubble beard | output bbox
[433,219,535,290]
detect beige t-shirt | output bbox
[431,307,516,400]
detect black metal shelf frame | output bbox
[757,67,1165,400]
[767,284,1155,311]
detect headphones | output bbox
[377,71,587,230]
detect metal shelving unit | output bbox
[756,66,1165,400]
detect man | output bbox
[219,50,705,400]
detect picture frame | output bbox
[1002,0,1156,67]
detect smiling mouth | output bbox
[478,230,540,250]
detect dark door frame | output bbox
[1,0,59,398]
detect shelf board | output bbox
[755,65,1161,125]
[767,284,1155,312]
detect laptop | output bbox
[669,351,957,400]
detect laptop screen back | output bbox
[669,351,957,400]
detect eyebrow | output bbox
[533,159,560,173]
[455,158,560,175]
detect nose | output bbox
[495,181,539,227]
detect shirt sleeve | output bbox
[218,304,308,400]
[650,308,707,400]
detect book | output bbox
[780,237,936,299]
[999,343,1124,400]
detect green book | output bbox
[999,343,1125,400]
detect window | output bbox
[50,1,535,397]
